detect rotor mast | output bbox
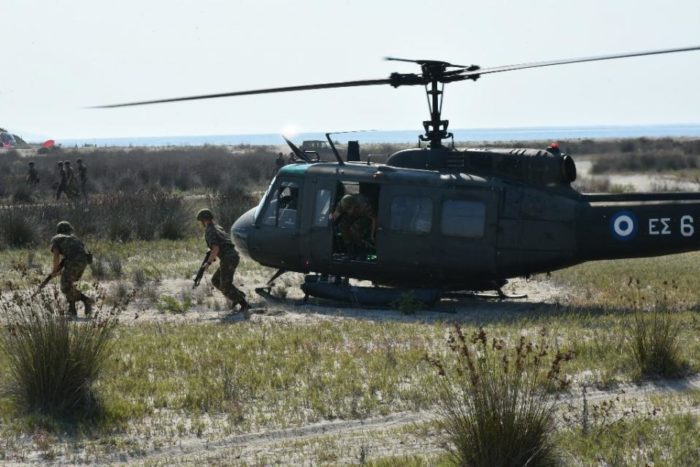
[422,63,451,148]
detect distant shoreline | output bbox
[49,123,700,148]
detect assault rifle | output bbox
[32,260,64,297]
[193,250,211,288]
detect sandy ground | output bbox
[576,159,700,192]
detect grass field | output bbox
[1,242,699,464]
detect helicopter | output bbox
[100,45,700,305]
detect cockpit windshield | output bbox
[255,178,301,229]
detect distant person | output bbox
[287,152,297,164]
[196,209,250,315]
[55,161,68,200]
[50,221,94,317]
[275,152,286,173]
[64,161,78,198]
[77,159,88,198]
[26,162,40,186]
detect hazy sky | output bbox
[2,0,700,140]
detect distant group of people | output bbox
[25,159,88,200]
[274,152,297,173]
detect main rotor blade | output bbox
[385,56,468,68]
[457,45,700,77]
[94,78,392,108]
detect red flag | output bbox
[41,139,55,149]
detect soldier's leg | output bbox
[60,263,85,316]
[218,257,247,306]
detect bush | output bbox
[0,292,118,418]
[630,308,684,378]
[0,209,39,248]
[429,326,572,467]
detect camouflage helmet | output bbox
[57,161,63,166]
[28,162,34,166]
[196,208,214,221]
[56,221,74,234]
[339,194,357,210]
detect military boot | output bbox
[239,299,251,319]
[67,301,77,317]
[80,294,94,317]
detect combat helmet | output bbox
[339,194,357,210]
[56,221,74,234]
[196,208,214,221]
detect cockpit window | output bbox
[261,181,299,229]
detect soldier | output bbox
[26,162,40,186]
[196,209,250,314]
[50,221,94,317]
[55,161,68,200]
[275,152,286,173]
[64,161,78,198]
[330,193,377,256]
[76,159,88,198]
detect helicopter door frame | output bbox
[435,187,499,278]
[251,177,303,269]
[302,178,338,272]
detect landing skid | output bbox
[256,273,526,307]
[443,289,528,300]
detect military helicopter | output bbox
[100,45,700,305]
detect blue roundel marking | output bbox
[610,211,638,240]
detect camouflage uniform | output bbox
[64,162,79,198]
[56,163,68,200]
[77,160,88,197]
[333,194,375,254]
[205,222,247,307]
[26,163,39,185]
[50,224,93,316]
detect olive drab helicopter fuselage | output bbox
[98,45,700,304]
[231,144,700,301]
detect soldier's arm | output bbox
[51,247,62,276]
[206,245,221,267]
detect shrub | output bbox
[0,292,118,418]
[0,209,39,248]
[630,308,684,378]
[429,326,572,467]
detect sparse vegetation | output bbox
[430,326,572,466]
[630,307,685,378]
[0,290,120,419]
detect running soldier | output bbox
[55,161,68,200]
[50,221,94,317]
[196,209,250,314]
[76,159,88,198]
[26,162,40,186]
[330,193,377,256]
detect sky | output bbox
[2,0,700,140]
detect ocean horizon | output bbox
[54,123,700,148]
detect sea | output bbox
[56,123,700,148]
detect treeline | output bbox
[0,145,278,201]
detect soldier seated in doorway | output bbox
[330,193,377,257]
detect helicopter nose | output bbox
[231,207,256,258]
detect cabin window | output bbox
[313,188,332,227]
[390,196,433,234]
[441,200,485,238]
[261,182,299,229]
